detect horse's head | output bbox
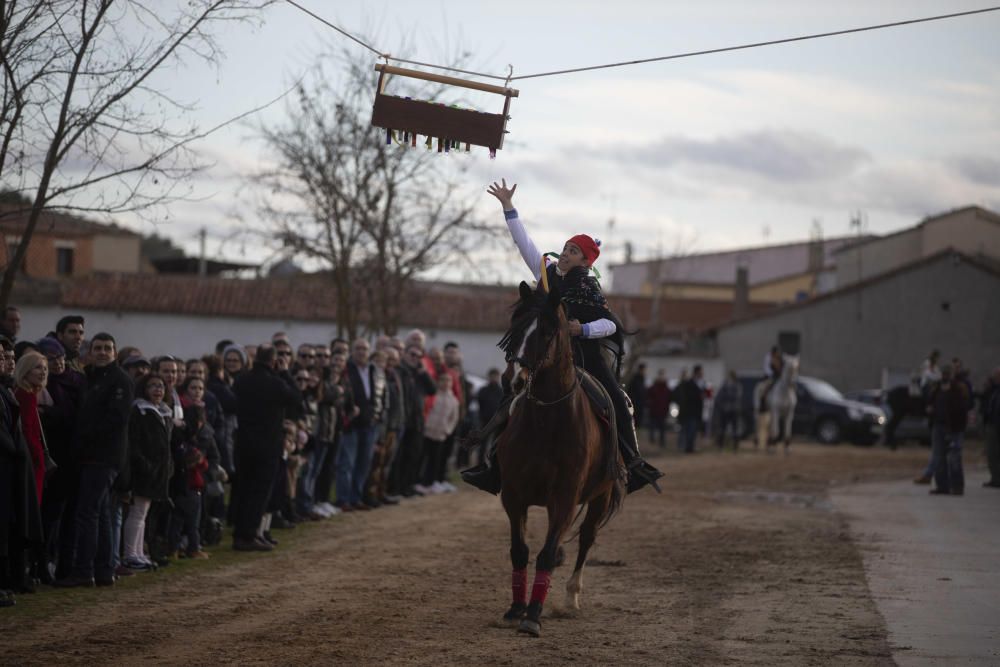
[498,280,570,374]
[783,355,800,382]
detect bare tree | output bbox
[0,0,272,307]
[251,47,495,340]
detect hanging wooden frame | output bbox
[371,64,519,153]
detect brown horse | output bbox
[496,281,625,637]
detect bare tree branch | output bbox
[0,0,276,307]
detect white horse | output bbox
[753,356,799,453]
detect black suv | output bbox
[735,374,886,445]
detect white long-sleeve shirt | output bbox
[504,208,616,340]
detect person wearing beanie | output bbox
[462,179,663,496]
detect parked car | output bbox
[734,373,886,445]
[844,387,930,444]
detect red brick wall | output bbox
[1,233,93,278]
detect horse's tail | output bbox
[600,464,627,530]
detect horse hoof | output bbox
[502,603,527,624]
[518,619,541,637]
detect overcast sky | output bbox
[129,0,1000,287]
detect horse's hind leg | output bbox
[503,503,529,624]
[567,493,611,611]
[518,501,575,637]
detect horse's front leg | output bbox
[503,503,529,625]
[519,500,574,637]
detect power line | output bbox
[284,2,1000,83]
[283,0,385,58]
[512,5,1000,80]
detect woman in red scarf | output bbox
[14,351,49,505]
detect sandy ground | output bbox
[3,442,937,666]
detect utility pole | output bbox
[198,227,208,277]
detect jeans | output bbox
[931,425,964,493]
[167,489,203,554]
[335,426,377,506]
[297,442,329,513]
[111,501,123,569]
[71,464,117,580]
[679,417,700,453]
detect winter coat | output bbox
[929,382,969,433]
[384,368,405,433]
[312,380,342,444]
[233,364,301,460]
[76,363,134,469]
[715,381,743,415]
[396,363,436,432]
[38,367,85,467]
[127,400,173,500]
[424,390,460,442]
[344,361,386,432]
[14,387,46,505]
[207,375,238,466]
[0,383,43,554]
[675,378,704,423]
[647,381,671,420]
[476,382,504,428]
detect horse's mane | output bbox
[497,284,546,361]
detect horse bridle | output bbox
[508,309,581,407]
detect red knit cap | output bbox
[566,234,601,264]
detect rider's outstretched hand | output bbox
[487,179,517,211]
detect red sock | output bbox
[530,570,552,606]
[512,568,528,605]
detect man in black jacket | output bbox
[388,343,437,498]
[335,339,386,511]
[231,345,300,551]
[56,333,133,587]
[675,366,704,454]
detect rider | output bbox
[461,179,664,495]
[759,345,784,413]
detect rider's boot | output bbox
[618,410,664,494]
[460,394,513,495]
[461,446,502,495]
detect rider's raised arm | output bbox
[488,179,544,281]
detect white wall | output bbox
[17,306,510,377]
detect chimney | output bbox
[733,266,749,319]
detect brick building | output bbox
[0,205,142,278]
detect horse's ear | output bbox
[519,281,533,301]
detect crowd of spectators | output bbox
[0,307,492,608]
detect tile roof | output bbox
[44,273,773,333]
[0,205,139,238]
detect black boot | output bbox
[461,448,502,495]
[459,394,513,495]
[618,415,663,494]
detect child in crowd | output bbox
[167,405,210,559]
[415,373,460,495]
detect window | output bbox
[56,247,74,275]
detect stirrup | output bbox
[627,460,663,494]
[460,462,502,495]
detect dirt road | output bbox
[3,444,930,666]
